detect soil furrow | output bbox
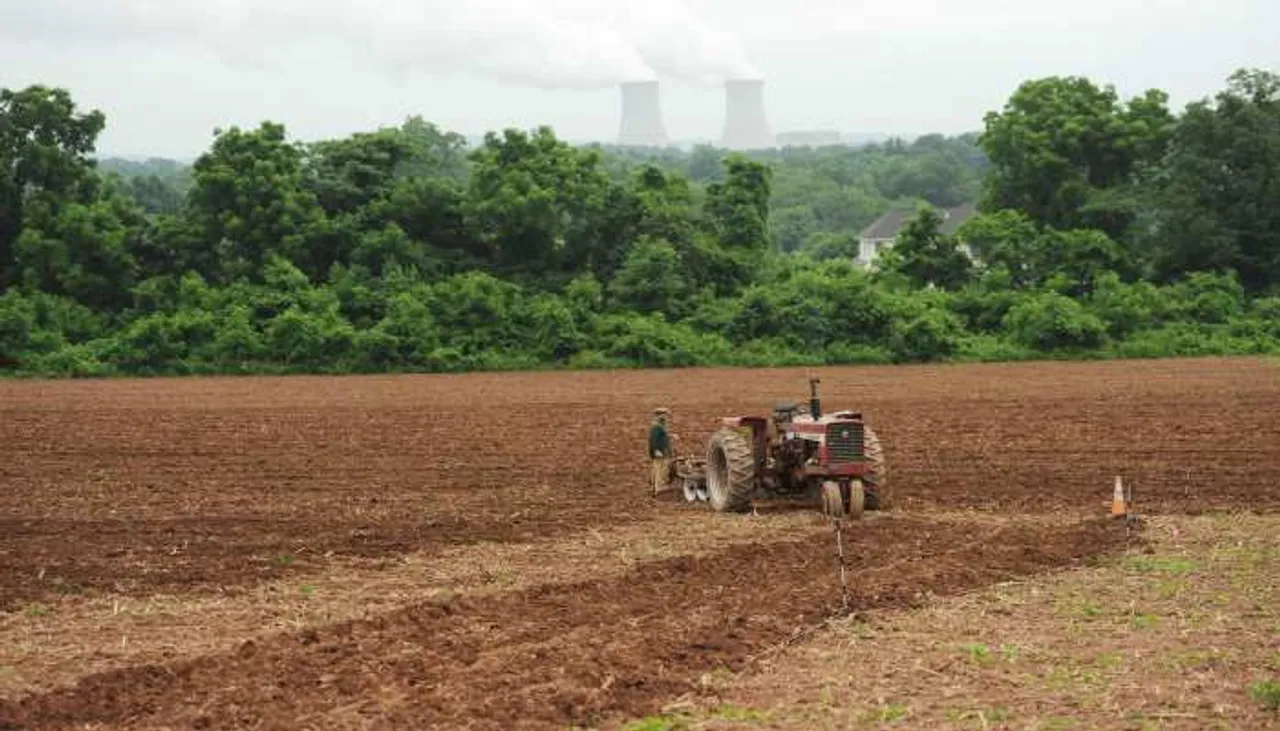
[0,516,1129,731]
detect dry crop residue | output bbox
[0,517,1124,730]
[1,357,1276,729]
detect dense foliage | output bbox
[1,70,1277,378]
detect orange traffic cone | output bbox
[1111,476,1127,518]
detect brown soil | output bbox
[0,512,825,699]
[3,357,1276,610]
[0,515,1127,731]
[0,357,1275,729]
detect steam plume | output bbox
[7,0,758,89]
[564,0,763,83]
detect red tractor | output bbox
[672,377,887,519]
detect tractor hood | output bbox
[791,410,863,426]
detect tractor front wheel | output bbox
[848,479,865,519]
[706,427,754,513]
[821,481,844,518]
[822,480,865,519]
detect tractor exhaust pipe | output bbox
[809,376,821,420]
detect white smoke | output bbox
[368,0,664,88]
[4,0,758,89]
[559,0,763,83]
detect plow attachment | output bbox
[670,456,708,503]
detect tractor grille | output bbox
[826,422,864,463]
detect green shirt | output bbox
[649,422,670,456]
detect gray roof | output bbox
[859,203,977,240]
[859,209,915,240]
[940,202,977,234]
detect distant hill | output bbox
[96,156,192,176]
[93,157,193,215]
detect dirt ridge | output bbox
[0,516,1130,731]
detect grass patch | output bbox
[958,642,991,664]
[1093,651,1125,669]
[942,707,1013,729]
[1250,679,1280,711]
[1123,556,1198,574]
[873,703,909,722]
[1128,612,1161,630]
[622,716,688,731]
[1054,595,1104,621]
[1165,649,1223,671]
[620,705,770,731]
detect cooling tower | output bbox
[720,78,775,150]
[617,81,668,147]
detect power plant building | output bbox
[615,78,777,150]
[776,130,844,148]
[617,81,668,147]
[720,78,774,150]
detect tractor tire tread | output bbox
[707,427,755,513]
[864,425,889,510]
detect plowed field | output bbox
[1,356,1276,730]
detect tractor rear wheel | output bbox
[706,427,754,513]
[863,425,888,510]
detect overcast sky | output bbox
[2,0,1277,159]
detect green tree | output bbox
[13,193,144,311]
[608,237,693,318]
[464,127,615,277]
[1037,228,1128,296]
[771,205,820,253]
[0,85,107,285]
[883,207,973,290]
[631,164,697,249]
[107,173,185,215]
[395,115,470,181]
[957,211,1126,295]
[876,150,977,208]
[889,305,965,362]
[184,121,328,283]
[374,176,483,269]
[955,210,1042,287]
[362,289,441,367]
[305,128,418,216]
[1004,292,1108,351]
[704,154,772,249]
[1141,69,1280,292]
[207,304,266,365]
[979,76,1173,240]
[0,290,35,362]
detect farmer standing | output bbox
[649,407,672,495]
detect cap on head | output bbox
[654,407,670,416]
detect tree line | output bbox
[0,68,1277,377]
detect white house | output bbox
[856,202,978,268]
